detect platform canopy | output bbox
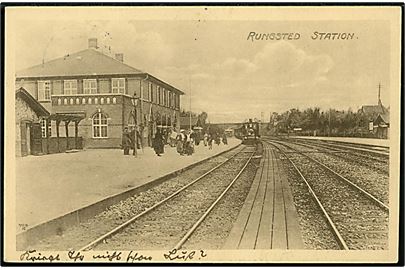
[49,112,86,122]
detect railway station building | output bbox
[15,38,184,150]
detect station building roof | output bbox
[16,48,184,95]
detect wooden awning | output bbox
[49,112,86,122]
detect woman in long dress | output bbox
[176,131,185,155]
[153,130,164,156]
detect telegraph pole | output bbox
[189,76,192,130]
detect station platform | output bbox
[290,136,389,148]
[16,138,240,232]
[224,144,304,249]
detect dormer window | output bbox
[111,78,125,93]
[64,80,78,95]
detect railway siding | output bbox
[278,140,389,206]
[268,139,389,250]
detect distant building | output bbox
[358,84,389,139]
[15,38,184,149]
[358,84,388,118]
[373,111,390,139]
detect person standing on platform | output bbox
[203,133,208,146]
[208,133,213,150]
[185,130,194,156]
[194,131,201,146]
[214,132,221,146]
[177,130,185,155]
[122,127,131,155]
[222,133,228,145]
[170,129,177,147]
[153,129,164,156]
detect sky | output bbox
[13,15,391,123]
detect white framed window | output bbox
[163,88,167,106]
[40,118,51,138]
[63,80,78,95]
[157,86,161,105]
[174,94,178,109]
[83,79,97,94]
[111,78,125,93]
[92,112,108,138]
[148,83,153,102]
[38,80,51,101]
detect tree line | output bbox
[269,107,375,138]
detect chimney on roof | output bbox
[88,38,98,49]
[115,53,124,62]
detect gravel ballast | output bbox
[270,140,388,250]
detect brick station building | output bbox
[15,38,184,149]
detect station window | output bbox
[37,81,51,101]
[111,78,125,93]
[63,80,78,95]
[149,83,153,102]
[157,86,161,105]
[83,79,97,94]
[40,118,51,138]
[92,112,108,138]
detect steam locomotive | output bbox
[235,119,260,145]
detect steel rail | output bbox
[172,150,256,250]
[294,139,388,163]
[271,139,389,211]
[285,139,389,173]
[311,140,389,156]
[264,140,349,250]
[78,146,249,251]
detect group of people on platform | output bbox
[122,126,228,157]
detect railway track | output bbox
[287,139,389,175]
[264,139,389,250]
[301,139,389,157]
[79,145,257,251]
[272,137,389,205]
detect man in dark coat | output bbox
[129,128,142,150]
[214,132,221,145]
[153,129,164,156]
[122,128,131,155]
[222,133,228,145]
